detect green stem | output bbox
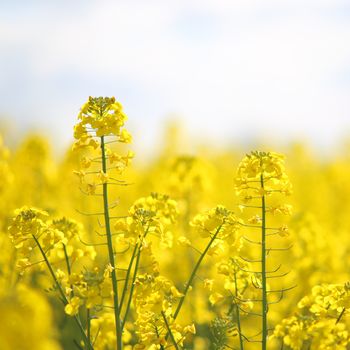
[119,242,139,315]
[121,226,150,330]
[63,243,74,298]
[87,308,91,345]
[62,243,71,275]
[101,135,123,350]
[121,242,142,328]
[121,250,140,330]
[173,224,223,321]
[161,311,180,350]
[336,307,346,324]
[234,272,244,350]
[32,235,93,350]
[260,174,268,350]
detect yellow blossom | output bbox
[64,296,81,316]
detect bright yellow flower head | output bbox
[64,296,81,316]
[235,151,292,197]
[190,205,241,240]
[73,96,132,150]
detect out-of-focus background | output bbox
[1,0,350,156]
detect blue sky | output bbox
[1,0,350,154]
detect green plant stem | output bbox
[173,224,223,321]
[62,243,71,275]
[161,311,180,350]
[101,135,123,350]
[336,307,346,324]
[260,174,268,350]
[63,243,74,298]
[121,249,141,330]
[119,242,139,315]
[121,227,149,330]
[32,235,93,350]
[87,308,91,345]
[234,272,244,350]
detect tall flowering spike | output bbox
[72,97,134,350]
[235,151,293,350]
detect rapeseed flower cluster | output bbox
[73,96,131,148]
[274,283,350,349]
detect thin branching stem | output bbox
[32,235,93,350]
[161,311,180,350]
[101,135,123,349]
[62,243,74,298]
[119,242,139,315]
[234,272,244,350]
[336,307,346,324]
[121,227,150,330]
[87,308,91,346]
[172,224,223,323]
[260,173,268,350]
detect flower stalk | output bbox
[260,173,268,350]
[32,234,93,350]
[235,151,293,349]
[101,135,123,350]
[234,272,244,350]
[173,224,223,321]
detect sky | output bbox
[0,0,350,155]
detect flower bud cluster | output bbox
[274,283,350,349]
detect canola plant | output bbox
[0,97,349,350]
